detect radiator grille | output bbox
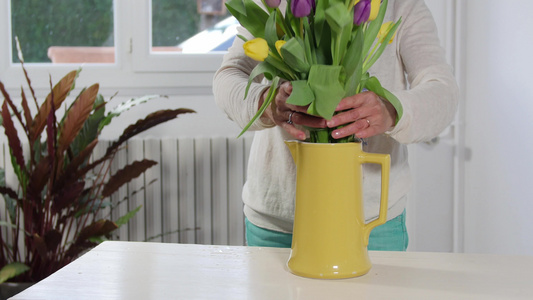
[0,136,253,247]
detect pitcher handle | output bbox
[359,152,391,246]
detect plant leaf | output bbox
[75,219,118,246]
[106,109,195,156]
[57,84,99,155]
[70,95,105,158]
[98,94,161,132]
[101,159,157,198]
[286,80,315,106]
[55,139,98,191]
[238,76,280,138]
[26,156,50,203]
[280,37,310,73]
[1,101,26,173]
[226,0,269,38]
[0,174,19,222]
[115,205,142,227]
[0,82,27,135]
[30,70,78,143]
[51,181,85,213]
[46,91,57,180]
[44,229,62,253]
[32,233,48,261]
[0,263,30,284]
[362,18,402,74]
[307,65,345,119]
[264,9,279,52]
[313,0,329,46]
[365,76,403,123]
[244,61,278,100]
[20,87,33,131]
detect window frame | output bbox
[0,0,226,94]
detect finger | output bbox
[278,82,292,98]
[331,118,371,140]
[335,93,367,111]
[326,108,361,128]
[290,111,327,129]
[280,121,307,140]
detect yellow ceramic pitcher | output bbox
[285,141,390,279]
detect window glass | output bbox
[11,0,114,63]
[151,0,236,53]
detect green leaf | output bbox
[99,95,161,132]
[307,65,345,119]
[363,0,389,56]
[302,17,317,66]
[264,10,279,53]
[115,205,142,227]
[69,94,105,159]
[226,0,269,38]
[225,0,246,16]
[280,37,310,73]
[325,2,352,34]
[325,2,353,65]
[286,80,314,106]
[363,18,402,73]
[244,61,279,100]
[0,169,17,223]
[238,77,281,138]
[343,27,365,80]
[382,88,403,124]
[343,29,365,97]
[365,76,403,123]
[0,263,30,283]
[313,0,329,46]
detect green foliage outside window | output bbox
[11,0,114,63]
[151,0,200,47]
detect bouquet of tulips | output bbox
[226,0,402,143]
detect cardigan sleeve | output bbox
[212,26,275,131]
[386,0,459,144]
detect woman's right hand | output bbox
[260,82,327,140]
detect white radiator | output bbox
[0,136,253,247]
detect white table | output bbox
[11,241,533,300]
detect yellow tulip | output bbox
[243,38,269,61]
[377,21,397,44]
[368,0,380,21]
[275,40,286,56]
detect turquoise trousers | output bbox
[245,210,409,251]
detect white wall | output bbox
[97,94,244,140]
[405,0,458,253]
[463,0,533,255]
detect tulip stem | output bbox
[363,39,380,71]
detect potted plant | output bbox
[0,59,194,295]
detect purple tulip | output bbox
[291,0,315,18]
[353,0,371,26]
[264,0,281,8]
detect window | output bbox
[11,0,115,64]
[0,0,236,91]
[152,0,235,54]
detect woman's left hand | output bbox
[326,91,397,139]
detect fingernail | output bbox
[327,121,334,127]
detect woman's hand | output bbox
[326,91,397,139]
[260,82,327,140]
